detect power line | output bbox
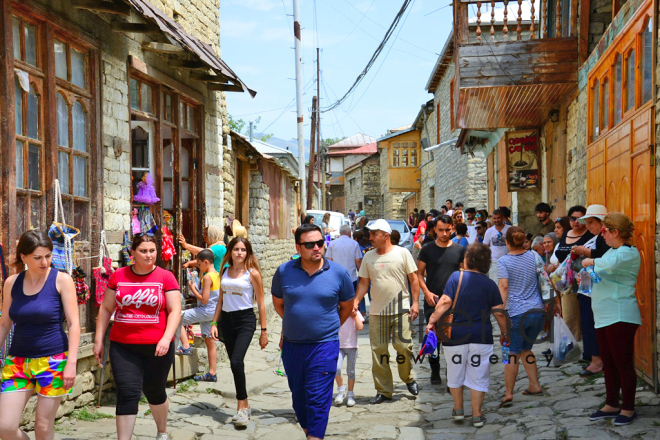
[320,0,415,113]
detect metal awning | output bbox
[75,0,256,97]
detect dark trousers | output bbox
[424,303,440,376]
[596,321,639,411]
[110,341,174,415]
[578,294,599,359]
[354,280,366,315]
[219,308,256,400]
[282,340,338,439]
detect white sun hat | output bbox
[578,204,608,223]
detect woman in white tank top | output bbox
[210,237,268,427]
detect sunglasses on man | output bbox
[299,239,325,249]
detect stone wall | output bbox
[419,110,437,211]
[362,155,383,219]
[344,166,364,216]
[432,60,488,210]
[565,87,588,208]
[588,0,612,53]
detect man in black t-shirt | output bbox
[417,215,466,384]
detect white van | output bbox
[306,210,347,240]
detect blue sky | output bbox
[219,0,453,143]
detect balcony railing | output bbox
[457,0,578,44]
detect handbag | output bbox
[92,231,114,306]
[438,269,464,341]
[534,252,553,303]
[48,180,79,274]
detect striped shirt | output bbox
[496,251,544,317]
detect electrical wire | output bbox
[320,0,415,113]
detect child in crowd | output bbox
[177,249,220,382]
[335,309,364,407]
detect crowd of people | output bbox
[0,199,644,440]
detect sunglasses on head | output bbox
[602,227,614,234]
[134,232,155,238]
[555,217,563,222]
[299,239,325,250]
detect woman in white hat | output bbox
[571,204,610,377]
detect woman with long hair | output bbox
[210,237,268,427]
[179,225,227,272]
[0,231,80,440]
[497,226,546,407]
[581,213,641,425]
[321,212,333,237]
[94,234,181,440]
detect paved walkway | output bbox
[40,315,660,440]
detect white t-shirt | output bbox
[338,311,364,349]
[466,224,478,244]
[483,225,511,261]
[221,268,254,312]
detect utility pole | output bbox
[293,0,306,211]
[316,47,325,210]
[307,96,317,210]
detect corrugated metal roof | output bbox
[377,126,417,142]
[326,142,377,156]
[122,0,256,97]
[230,132,299,178]
[327,133,377,149]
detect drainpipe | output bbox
[249,121,253,142]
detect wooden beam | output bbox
[111,21,159,33]
[142,42,186,55]
[72,0,131,15]
[188,72,233,83]
[168,59,207,69]
[207,83,243,92]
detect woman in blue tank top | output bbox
[0,230,80,440]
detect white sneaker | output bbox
[155,433,169,440]
[235,408,250,427]
[347,394,356,407]
[334,392,345,406]
[231,407,251,421]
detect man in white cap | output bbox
[353,219,420,404]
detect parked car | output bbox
[306,210,347,240]
[366,219,414,251]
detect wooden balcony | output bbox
[453,0,585,129]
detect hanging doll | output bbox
[133,172,160,204]
[92,231,114,306]
[72,266,90,305]
[132,208,141,235]
[139,207,158,235]
[161,226,176,261]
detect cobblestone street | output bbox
[41,317,660,440]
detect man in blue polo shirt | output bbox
[272,223,355,440]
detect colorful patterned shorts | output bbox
[0,352,72,397]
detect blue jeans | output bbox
[282,340,339,439]
[509,312,546,354]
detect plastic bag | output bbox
[550,257,572,294]
[551,315,582,365]
[534,252,553,302]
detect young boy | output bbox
[334,309,364,406]
[177,249,220,382]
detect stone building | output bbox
[448,0,660,387]
[0,0,258,416]
[343,147,382,219]
[413,100,437,212]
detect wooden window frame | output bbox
[589,78,600,142]
[390,141,419,169]
[586,1,653,146]
[639,15,653,105]
[599,73,610,135]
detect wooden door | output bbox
[546,108,567,214]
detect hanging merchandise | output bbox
[139,206,159,235]
[121,232,134,266]
[133,172,160,204]
[92,231,114,306]
[48,179,79,274]
[132,208,141,235]
[161,227,176,261]
[72,266,90,305]
[163,210,174,229]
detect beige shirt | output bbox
[358,245,417,316]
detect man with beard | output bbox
[535,203,555,236]
[416,215,466,384]
[272,223,355,440]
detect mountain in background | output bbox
[254,134,312,161]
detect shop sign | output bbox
[505,129,540,192]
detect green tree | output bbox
[321,137,346,148]
[228,115,273,142]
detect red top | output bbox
[414,220,427,242]
[108,266,180,344]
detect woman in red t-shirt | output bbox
[94,234,181,440]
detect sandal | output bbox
[451,409,464,420]
[473,415,486,428]
[499,397,513,408]
[176,346,193,355]
[194,372,217,382]
[522,389,543,396]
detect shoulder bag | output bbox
[438,269,464,341]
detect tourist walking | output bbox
[272,223,354,439]
[94,234,181,440]
[572,205,610,377]
[334,309,364,407]
[535,203,555,236]
[179,225,226,272]
[354,219,420,404]
[210,237,268,427]
[497,227,546,407]
[483,209,511,282]
[327,224,364,315]
[426,243,508,428]
[581,213,641,426]
[417,215,465,385]
[0,231,80,440]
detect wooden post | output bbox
[491,1,496,40]
[307,96,317,210]
[503,0,509,40]
[543,0,548,38]
[476,2,482,43]
[556,0,562,37]
[530,0,536,39]
[517,0,523,40]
